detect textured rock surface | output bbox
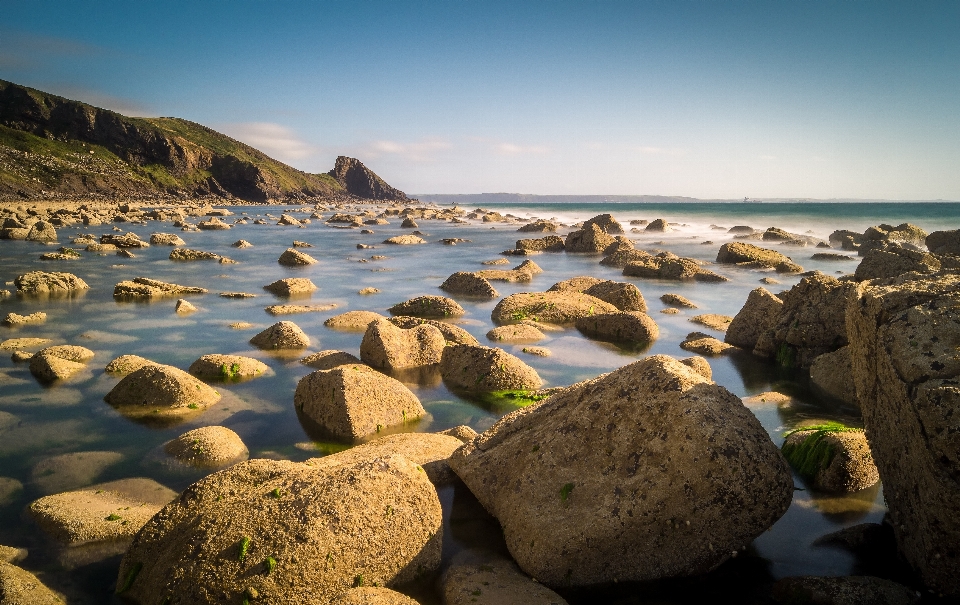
[104,364,220,412]
[28,349,90,382]
[114,277,207,298]
[325,311,387,331]
[491,291,617,325]
[383,235,426,245]
[149,233,186,246]
[846,271,960,595]
[440,272,500,298]
[188,354,270,380]
[487,324,546,343]
[809,346,858,406]
[564,223,615,253]
[623,254,728,282]
[277,248,318,266]
[854,243,940,281]
[0,561,65,604]
[515,235,565,252]
[582,280,647,312]
[300,350,362,370]
[117,456,440,604]
[926,229,960,255]
[388,295,465,318]
[575,311,659,344]
[295,366,426,440]
[441,549,569,605]
[263,278,318,296]
[14,270,89,294]
[330,587,421,605]
[104,354,156,374]
[448,355,792,585]
[360,319,445,370]
[783,428,879,492]
[771,576,919,605]
[724,288,784,350]
[249,321,310,349]
[660,293,697,308]
[388,317,479,345]
[161,426,249,470]
[716,242,803,273]
[439,344,543,392]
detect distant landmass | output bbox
[0,79,407,203]
[416,193,958,205]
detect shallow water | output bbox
[2,201,953,602]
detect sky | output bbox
[1,0,959,199]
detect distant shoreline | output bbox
[415,193,960,205]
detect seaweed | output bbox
[559,482,575,502]
[116,561,142,594]
[264,555,277,575]
[775,342,797,368]
[238,536,251,562]
[781,422,859,479]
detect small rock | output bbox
[690,313,733,331]
[383,235,426,245]
[487,324,546,343]
[263,278,318,296]
[175,298,197,314]
[521,346,551,357]
[660,293,697,308]
[249,321,310,350]
[160,426,249,470]
[104,354,156,374]
[575,311,659,344]
[188,354,270,380]
[278,248,318,266]
[324,310,387,331]
[439,344,543,392]
[2,311,47,326]
[389,295,465,318]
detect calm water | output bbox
[2,201,954,603]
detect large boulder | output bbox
[491,291,617,325]
[360,319,445,370]
[926,229,960,255]
[388,295,465,318]
[439,344,543,392]
[15,271,89,294]
[159,426,249,470]
[854,243,940,281]
[25,220,58,242]
[116,456,442,604]
[716,242,803,273]
[295,366,426,440]
[575,311,659,344]
[104,363,221,415]
[846,271,960,595]
[515,235,565,252]
[249,321,310,350]
[583,213,624,234]
[583,280,647,312]
[564,223,615,253]
[439,272,499,298]
[753,273,855,368]
[28,345,94,382]
[724,288,784,350]
[809,346,858,406]
[448,355,792,586]
[623,254,728,282]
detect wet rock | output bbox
[25,220,58,242]
[0,561,64,604]
[387,317,480,345]
[716,242,804,273]
[439,344,543,392]
[725,287,783,350]
[278,248,318,266]
[160,426,249,470]
[771,576,919,605]
[28,351,87,382]
[575,311,659,344]
[389,295,465,318]
[117,456,442,603]
[487,324,546,343]
[623,254,728,282]
[517,220,558,233]
[548,276,603,292]
[295,366,426,440]
[101,232,149,248]
[401,217,418,228]
[105,354,156,374]
[440,425,480,443]
[583,213,624,234]
[492,291,617,325]
[644,218,670,232]
[809,346,857,405]
[847,271,960,595]
[263,278,318,296]
[583,280,647,312]
[264,303,337,315]
[325,311,387,331]
[277,214,302,226]
[114,277,207,298]
[854,243,940,281]
[169,248,220,261]
[680,333,735,356]
[690,314,733,331]
[188,354,270,380]
[441,549,570,605]
[564,223,615,253]
[600,248,653,268]
[104,363,220,413]
[660,293,697,308]
[249,321,310,350]
[864,223,928,248]
[359,287,380,295]
[383,235,426,245]
[440,272,500,298]
[782,426,879,492]
[2,311,46,326]
[31,451,124,495]
[149,233,186,246]
[360,319,445,370]
[926,229,960,255]
[331,587,421,605]
[812,252,854,261]
[232,239,253,248]
[516,235,565,252]
[300,350,362,370]
[175,298,197,314]
[15,270,89,294]
[197,216,231,230]
[448,355,793,586]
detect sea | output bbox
[1,198,957,603]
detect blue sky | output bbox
[2,1,959,199]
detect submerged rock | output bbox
[440,272,500,298]
[575,311,659,344]
[660,293,697,308]
[263,277,318,296]
[104,364,220,413]
[388,295,465,318]
[441,549,570,605]
[491,291,617,325]
[114,277,207,298]
[716,241,803,273]
[188,354,270,380]
[360,319,445,370]
[388,317,480,345]
[249,321,310,350]
[439,344,543,392]
[448,355,793,586]
[383,235,426,245]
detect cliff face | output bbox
[0,80,401,202]
[329,156,407,201]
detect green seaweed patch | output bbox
[781,422,860,480]
[117,561,142,594]
[470,389,548,413]
[775,342,798,368]
[238,536,251,562]
[312,441,352,456]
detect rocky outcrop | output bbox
[149,233,185,246]
[188,354,270,380]
[582,280,647,312]
[724,288,784,350]
[360,319,445,370]
[329,156,408,201]
[754,274,855,368]
[854,243,940,281]
[114,277,207,298]
[575,311,659,344]
[295,366,426,440]
[249,321,310,350]
[15,270,89,294]
[517,220,558,233]
[716,242,803,273]
[448,355,793,586]
[846,271,960,595]
[439,344,543,392]
[116,456,440,603]
[564,223,615,253]
[383,235,426,245]
[440,272,500,298]
[491,291,617,325]
[388,295,464,318]
[926,229,960,255]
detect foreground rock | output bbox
[388,295,465,318]
[448,355,793,586]
[114,277,207,298]
[575,311,659,344]
[854,243,940,281]
[491,291,617,325]
[441,549,569,605]
[0,561,64,604]
[28,345,95,382]
[724,288,783,350]
[926,229,960,255]
[295,366,426,440]
[249,321,310,350]
[439,344,543,392]
[117,456,442,603]
[439,272,500,298]
[716,242,804,273]
[782,425,879,493]
[188,354,270,380]
[104,364,220,418]
[15,271,90,294]
[360,319,445,370]
[159,426,249,470]
[847,271,960,595]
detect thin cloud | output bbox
[220,122,318,162]
[36,84,154,116]
[365,138,452,162]
[494,142,550,155]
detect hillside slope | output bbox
[0,80,406,202]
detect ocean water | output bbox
[1,200,955,603]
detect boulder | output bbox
[388,295,465,318]
[15,271,89,294]
[583,213,624,234]
[547,276,602,292]
[149,233,186,246]
[599,248,653,268]
[263,278,318,296]
[383,235,426,245]
[575,311,659,344]
[295,366,426,440]
[325,311,387,331]
[660,293,697,308]
[441,549,570,605]
[249,321,310,350]
[104,363,221,413]
[0,562,64,604]
[623,254,728,282]
[753,274,855,367]
[680,356,712,380]
[644,218,670,232]
[160,426,249,470]
[25,220,58,242]
[448,355,793,585]
[174,298,197,314]
[197,217,231,230]
[854,243,940,281]
[474,268,533,283]
[188,354,270,380]
[724,288,784,350]
[926,229,960,255]
[690,314,733,331]
[487,324,546,343]
[583,280,647,312]
[104,354,157,374]
[232,239,253,248]
[2,311,45,326]
[809,346,858,406]
[114,277,207,298]
[331,587,420,605]
[278,248,318,266]
[101,232,149,247]
[439,272,500,298]
[387,317,479,345]
[564,223,615,253]
[846,271,960,595]
[863,223,928,247]
[168,248,219,261]
[300,350,363,370]
[360,319,445,370]
[491,291,617,325]
[716,242,804,273]
[782,425,879,492]
[771,576,919,605]
[680,333,735,356]
[515,235,565,252]
[517,220,558,233]
[439,344,543,392]
[28,350,89,382]
[116,456,442,603]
